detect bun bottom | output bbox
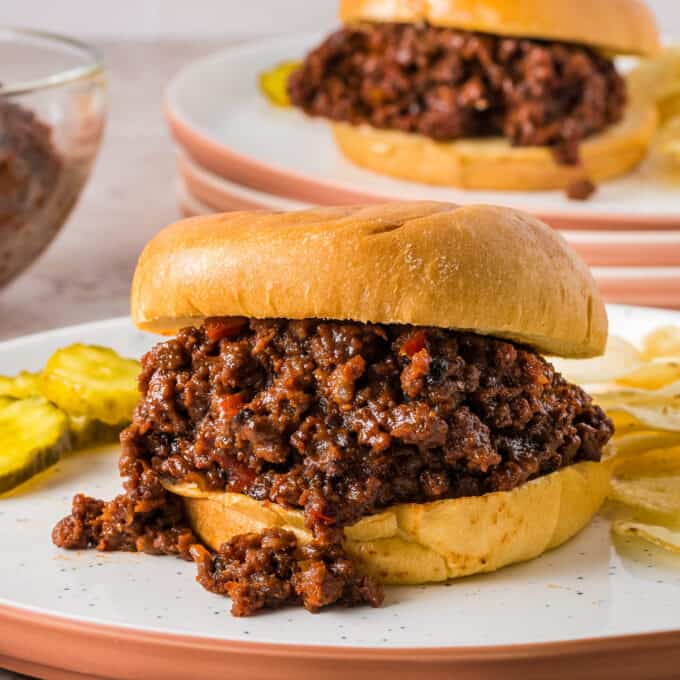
[164,458,611,585]
[332,96,657,191]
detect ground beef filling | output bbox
[191,529,383,616]
[288,23,627,166]
[53,318,613,616]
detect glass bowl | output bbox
[0,28,106,288]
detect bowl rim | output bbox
[0,26,104,96]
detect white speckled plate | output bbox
[1,310,680,680]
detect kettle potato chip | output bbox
[613,430,680,462]
[551,336,642,385]
[616,361,680,390]
[555,323,680,557]
[642,325,680,361]
[609,447,680,521]
[613,521,680,554]
[594,381,680,432]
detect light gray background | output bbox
[1,0,679,38]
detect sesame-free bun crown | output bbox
[339,0,660,56]
[131,202,607,358]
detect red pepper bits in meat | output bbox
[219,392,245,418]
[205,316,248,342]
[402,330,427,357]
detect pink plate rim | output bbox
[165,102,680,233]
[2,601,680,680]
[175,164,680,268]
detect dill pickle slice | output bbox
[0,396,70,493]
[259,60,301,107]
[0,371,42,399]
[41,344,140,426]
[68,415,124,451]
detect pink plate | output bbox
[177,180,680,310]
[178,153,680,268]
[2,603,680,680]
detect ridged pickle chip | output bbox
[609,447,680,521]
[0,397,70,493]
[41,344,140,425]
[259,60,301,107]
[68,415,124,450]
[613,521,680,554]
[0,371,42,399]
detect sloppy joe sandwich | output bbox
[287,0,660,195]
[54,202,614,616]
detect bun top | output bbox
[131,202,607,358]
[339,0,660,57]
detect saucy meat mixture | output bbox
[0,97,62,229]
[288,22,626,198]
[54,318,614,616]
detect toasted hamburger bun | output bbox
[330,1,660,191]
[133,202,612,585]
[332,89,658,191]
[340,0,660,57]
[131,202,607,357]
[163,458,612,585]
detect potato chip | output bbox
[613,430,680,461]
[609,447,680,520]
[659,90,680,125]
[609,410,645,436]
[616,361,680,390]
[642,325,680,360]
[627,47,680,105]
[612,521,680,554]
[627,47,680,177]
[612,446,680,476]
[550,336,642,385]
[594,381,680,432]
[560,319,680,556]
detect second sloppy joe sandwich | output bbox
[54,202,614,616]
[288,0,660,195]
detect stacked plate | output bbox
[166,33,680,309]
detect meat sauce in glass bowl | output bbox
[0,28,106,288]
